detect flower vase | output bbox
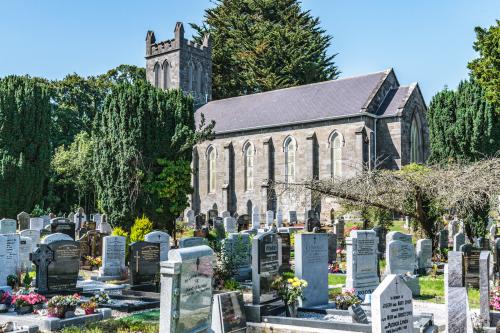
[285,302,298,318]
[84,308,96,315]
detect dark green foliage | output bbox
[427,80,499,163]
[0,76,51,218]
[468,20,500,110]
[93,82,202,228]
[192,0,339,99]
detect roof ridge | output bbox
[360,68,393,112]
[199,69,390,108]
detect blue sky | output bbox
[0,0,498,103]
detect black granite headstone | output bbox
[50,218,76,240]
[129,241,160,291]
[278,232,291,273]
[349,304,368,324]
[237,215,250,231]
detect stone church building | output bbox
[146,23,430,223]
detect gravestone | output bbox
[74,207,86,230]
[0,218,17,234]
[327,232,337,262]
[446,251,469,333]
[251,206,260,230]
[278,232,291,272]
[463,246,480,288]
[98,236,126,280]
[34,238,81,295]
[276,208,283,228]
[252,232,280,304]
[495,238,500,275]
[20,229,40,252]
[19,236,33,272]
[195,215,205,230]
[349,304,368,324]
[42,232,73,244]
[371,274,413,333]
[479,251,491,326]
[439,229,449,250]
[386,231,412,244]
[129,241,161,291]
[223,233,252,281]
[78,230,103,269]
[159,245,215,333]
[305,215,321,233]
[237,214,250,231]
[0,234,20,287]
[346,230,379,298]
[40,215,51,228]
[211,291,247,333]
[453,232,465,251]
[186,209,195,227]
[93,213,102,229]
[17,212,30,231]
[98,220,112,235]
[334,218,345,240]
[207,209,219,225]
[265,210,274,227]
[30,217,44,231]
[416,239,432,274]
[213,217,225,239]
[50,218,75,240]
[295,233,328,307]
[386,239,415,275]
[372,226,387,259]
[179,237,208,248]
[224,217,237,234]
[289,211,297,224]
[145,231,170,262]
[221,211,231,218]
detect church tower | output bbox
[145,22,212,108]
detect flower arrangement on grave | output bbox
[80,300,97,315]
[85,256,102,268]
[490,286,500,311]
[47,294,80,318]
[329,262,341,274]
[90,291,110,305]
[271,273,308,317]
[332,288,361,310]
[0,290,12,313]
[12,292,46,315]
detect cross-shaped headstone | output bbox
[30,244,54,294]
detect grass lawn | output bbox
[60,311,160,333]
[328,274,346,286]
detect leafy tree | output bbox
[50,132,95,213]
[427,80,499,163]
[192,0,339,99]
[0,76,51,217]
[93,81,212,229]
[468,20,500,110]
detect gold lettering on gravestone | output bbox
[56,245,79,259]
[141,245,160,261]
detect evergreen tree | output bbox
[93,81,212,230]
[0,76,51,217]
[192,0,339,99]
[428,80,499,163]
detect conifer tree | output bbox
[192,0,339,99]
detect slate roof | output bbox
[195,69,411,134]
[376,85,413,116]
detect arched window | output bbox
[163,60,170,89]
[196,63,202,93]
[330,133,342,178]
[188,62,194,92]
[284,137,296,185]
[244,143,254,190]
[207,146,216,193]
[410,115,421,163]
[153,63,160,88]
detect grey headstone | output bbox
[439,229,449,249]
[346,230,379,298]
[160,245,215,333]
[42,232,73,244]
[145,231,170,262]
[20,229,41,252]
[186,209,195,227]
[295,233,328,307]
[453,232,465,251]
[0,218,17,234]
[224,217,237,234]
[17,212,30,231]
[386,231,412,244]
[276,208,283,228]
[328,232,337,262]
[98,221,112,235]
[30,217,44,231]
[479,251,491,326]
[100,236,126,278]
[221,211,231,218]
[386,240,415,275]
[50,218,75,240]
[289,211,297,224]
[252,231,280,304]
[0,234,20,287]
[251,206,260,230]
[266,210,274,227]
[371,275,413,333]
[19,236,32,272]
[179,237,208,249]
[349,304,368,324]
[416,239,432,272]
[447,251,464,287]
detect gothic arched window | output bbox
[207,146,216,193]
[410,115,422,163]
[284,137,296,185]
[330,133,342,179]
[163,60,170,89]
[244,142,254,191]
[153,63,160,88]
[196,63,202,94]
[188,62,194,92]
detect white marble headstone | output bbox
[276,208,283,228]
[42,232,73,244]
[0,234,20,287]
[224,217,237,234]
[265,211,274,227]
[19,236,32,272]
[29,217,44,231]
[19,229,40,252]
[251,206,260,230]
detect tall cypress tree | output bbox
[428,80,499,163]
[192,0,339,99]
[0,76,51,217]
[93,81,201,229]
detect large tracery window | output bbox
[153,63,160,88]
[410,115,422,163]
[207,146,216,193]
[330,133,342,179]
[244,143,254,191]
[284,137,296,185]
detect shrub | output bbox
[130,215,153,242]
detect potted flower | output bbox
[271,273,308,317]
[80,301,97,315]
[47,294,80,318]
[0,291,12,313]
[12,292,46,315]
[332,288,361,310]
[85,256,102,270]
[90,292,110,305]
